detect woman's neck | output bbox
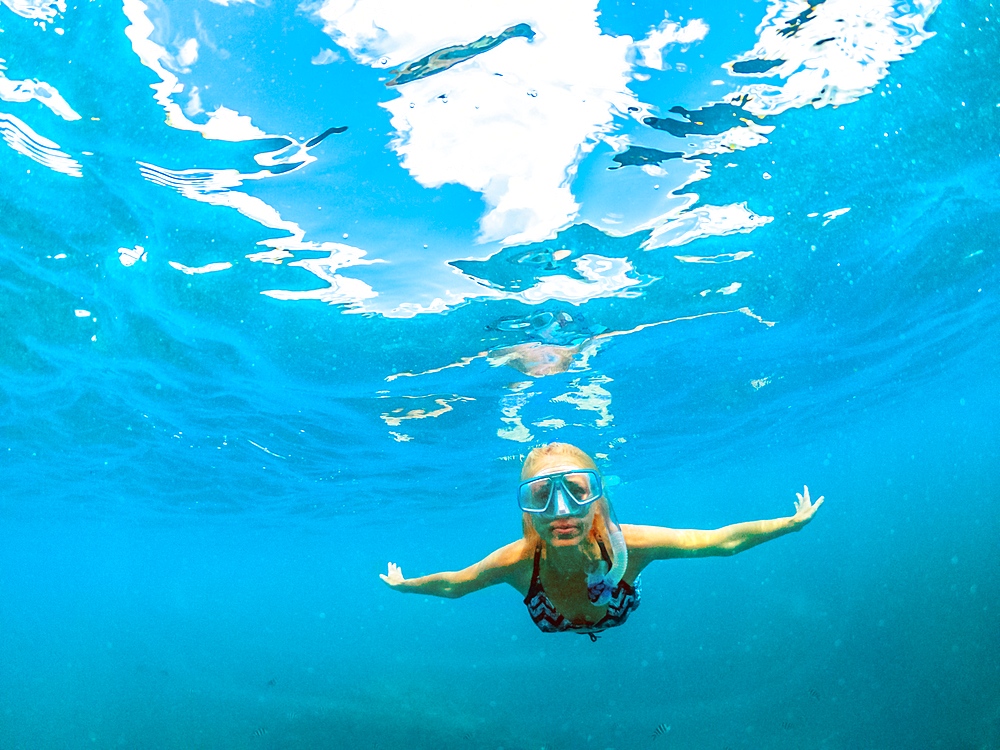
[544,536,602,574]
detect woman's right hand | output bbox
[380,562,405,588]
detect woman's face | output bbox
[525,460,597,547]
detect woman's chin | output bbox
[546,530,583,545]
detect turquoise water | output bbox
[1,0,998,748]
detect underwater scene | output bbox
[1,0,998,748]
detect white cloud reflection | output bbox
[512,255,647,305]
[642,203,773,251]
[0,112,82,177]
[259,242,382,308]
[307,0,642,246]
[0,10,83,177]
[552,375,614,428]
[123,0,268,141]
[168,260,233,274]
[138,162,304,238]
[311,48,341,65]
[116,0,939,316]
[0,74,80,121]
[726,0,940,116]
[0,0,64,21]
[634,15,710,71]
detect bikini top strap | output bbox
[596,536,613,567]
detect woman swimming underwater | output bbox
[380,442,824,639]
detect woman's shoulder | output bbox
[482,538,534,595]
[474,538,534,572]
[494,537,535,565]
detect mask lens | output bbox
[518,477,554,512]
[562,471,598,503]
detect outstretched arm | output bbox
[627,485,824,566]
[379,540,527,598]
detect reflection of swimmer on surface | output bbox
[380,442,823,639]
[386,306,774,381]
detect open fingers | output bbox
[795,485,812,507]
[380,562,398,584]
[795,492,825,520]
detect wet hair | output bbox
[519,442,611,547]
[519,442,599,481]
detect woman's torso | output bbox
[514,538,642,632]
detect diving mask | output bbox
[517,469,603,516]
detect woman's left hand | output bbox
[792,485,824,528]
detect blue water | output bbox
[1,0,998,748]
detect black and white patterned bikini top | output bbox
[524,539,641,638]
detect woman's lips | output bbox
[550,522,579,534]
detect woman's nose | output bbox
[552,488,574,516]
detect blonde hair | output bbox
[519,442,611,547]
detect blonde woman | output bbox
[381,442,824,639]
